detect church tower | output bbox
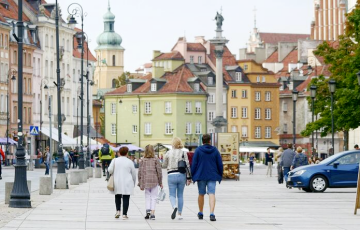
[93,0,124,92]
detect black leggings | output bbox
[115,194,130,215]
[102,159,112,173]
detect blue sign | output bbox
[30,126,39,135]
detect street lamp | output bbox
[39,79,49,155]
[310,85,317,157]
[328,79,336,155]
[68,3,86,169]
[292,90,299,146]
[9,0,31,208]
[5,69,16,166]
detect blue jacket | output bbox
[191,144,223,182]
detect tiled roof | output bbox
[152,51,184,61]
[144,63,152,68]
[187,43,206,52]
[208,44,237,82]
[259,32,310,44]
[263,50,279,63]
[0,0,31,21]
[73,29,97,62]
[278,48,298,72]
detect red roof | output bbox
[187,43,206,52]
[152,51,184,61]
[73,29,96,62]
[144,63,152,68]
[0,0,31,21]
[259,32,310,44]
[263,50,279,63]
[278,49,298,72]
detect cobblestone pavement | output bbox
[1,165,360,230]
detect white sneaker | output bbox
[178,216,183,220]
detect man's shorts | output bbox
[197,181,216,195]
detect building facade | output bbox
[0,19,10,138]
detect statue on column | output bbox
[215,12,224,30]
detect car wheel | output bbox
[302,188,312,192]
[310,175,327,192]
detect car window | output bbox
[332,153,360,165]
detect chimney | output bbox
[153,50,161,59]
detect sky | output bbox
[57,0,314,72]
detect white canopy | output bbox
[41,127,77,147]
[74,135,101,145]
[239,146,275,153]
[163,144,189,153]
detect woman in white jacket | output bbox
[108,146,136,219]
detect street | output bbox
[1,164,360,230]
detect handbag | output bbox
[107,159,115,191]
[178,152,187,174]
[157,188,166,203]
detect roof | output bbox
[259,32,310,44]
[0,0,31,21]
[144,63,152,68]
[152,51,184,61]
[187,43,206,52]
[278,48,298,73]
[73,29,97,62]
[263,50,279,63]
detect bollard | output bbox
[5,181,31,204]
[39,177,52,195]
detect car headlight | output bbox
[294,170,306,175]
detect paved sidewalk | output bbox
[1,166,360,230]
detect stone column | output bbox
[215,49,224,118]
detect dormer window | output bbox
[207,77,213,85]
[201,68,207,72]
[262,76,266,82]
[190,56,194,64]
[194,83,200,92]
[127,84,132,92]
[236,72,242,81]
[256,76,260,83]
[151,83,157,92]
[198,56,202,64]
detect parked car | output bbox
[287,150,360,192]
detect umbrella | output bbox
[0,137,18,145]
[119,144,144,152]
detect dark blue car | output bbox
[287,150,360,192]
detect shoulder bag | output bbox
[178,151,187,174]
[107,159,115,191]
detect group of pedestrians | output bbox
[108,134,223,222]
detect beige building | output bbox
[0,20,10,138]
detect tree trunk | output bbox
[344,130,349,151]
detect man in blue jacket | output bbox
[191,134,223,222]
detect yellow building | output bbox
[227,60,280,150]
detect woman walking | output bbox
[291,147,309,170]
[108,147,136,219]
[138,145,163,220]
[249,153,255,175]
[276,147,284,184]
[163,137,191,220]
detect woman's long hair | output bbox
[144,145,155,158]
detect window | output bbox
[24,107,27,124]
[231,90,237,98]
[195,122,201,134]
[231,125,237,133]
[208,128,215,133]
[265,108,271,119]
[255,108,261,119]
[256,76,260,82]
[151,83,157,92]
[255,92,261,101]
[201,68,207,72]
[223,93,226,104]
[208,77,213,85]
[242,90,247,98]
[0,34,3,47]
[111,124,116,135]
[111,103,116,114]
[28,108,31,124]
[27,78,31,94]
[242,126,248,137]
[132,105,137,113]
[255,127,261,138]
[112,79,116,88]
[127,84,132,92]
[13,106,17,123]
[0,94,3,112]
[208,94,215,103]
[231,107,237,118]
[73,98,76,116]
[66,39,69,51]
[195,102,201,113]
[45,34,48,47]
[165,102,171,114]
[244,64,248,70]
[265,91,271,101]
[332,153,360,165]
[198,56,202,64]
[112,55,116,66]
[165,122,173,134]
[283,101,288,112]
[186,122,192,134]
[66,97,70,115]
[50,35,53,48]
[132,125,138,133]
[262,76,266,82]
[241,107,248,118]
[145,123,151,135]
[190,56,194,64]
[208,111,215,121]
[145,102,151,114]
[283,124,288,133]
[265,127,272,138]
[236,72,242,81]
[13,51,17,64]
[194,83,200,92]
[185,101,192,113]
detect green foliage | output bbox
[115,71,134,88]
[100,114,105,136]
[301,3,360,148]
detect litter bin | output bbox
[35,159,41,168]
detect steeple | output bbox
[253,6,257,28]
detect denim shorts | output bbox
[197,180,216,195]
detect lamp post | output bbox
[292,90,299,146]
[68,3,85,169]
[39,79,48,155]
[9,0,31,208]
[310,85,317,157]
[328,79,336,156]
[5,70,16,166]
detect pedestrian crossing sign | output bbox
[30,126,39,135]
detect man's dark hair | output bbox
[287,143,293,149]
[202,134,211,144]
[267,147,270,150]
[355,144,359,149]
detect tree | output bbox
[115,71,134,88]
[301,1,360,150]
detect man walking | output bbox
[44,147,50,175]
[191,134,223,222]
[265,148,273,177]
[280,144,296,184]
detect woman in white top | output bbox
[108,147,136,219]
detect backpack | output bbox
[101,144,110,156]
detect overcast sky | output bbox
[57,0,313,72]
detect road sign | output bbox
[30,126,39,136]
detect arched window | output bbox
[4,34,8,47]
[50,35,54,48]
[110,23,113,31]
[45,34,49,47]
[112,55,116,66]
[13,106,17,123]
[28,108,31,124]
[0,34,3,47]
[112,79,117,88]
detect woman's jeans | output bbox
[45,162,49,175]
[249,162,254,173]
[168,173,186,213]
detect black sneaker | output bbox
[210,214,216,221]
[150,215,155,220]
[171,208,177,220]
[197,212,203,219]
[144,213,150,219]
[0,176,2,180]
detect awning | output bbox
[74,135,101,146]
[0,137,17,145]
[41,127,77,147]
[74,125,103,139]
[240,141,280,148]
[239,146,275,153]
